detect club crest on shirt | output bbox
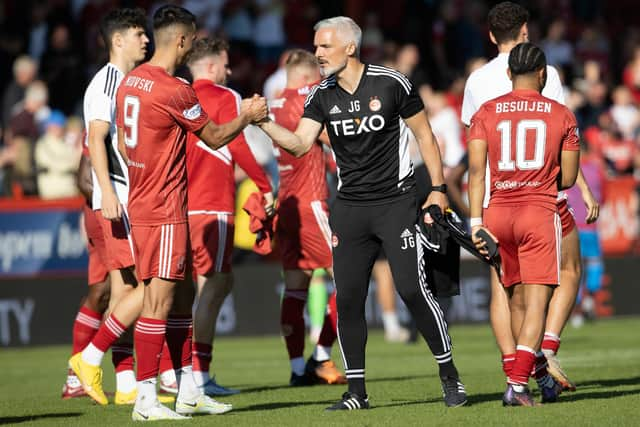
[369,96,382,112]
[182,104,202,120]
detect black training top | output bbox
[302,63,424,204]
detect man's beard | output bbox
[320,58,348,77]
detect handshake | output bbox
[241,94,269,124]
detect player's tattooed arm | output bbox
[575,167,599,224]
[258,117,322,158]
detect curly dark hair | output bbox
[487,2,529,45]
[100,8,147,52]
[185,37,230,65]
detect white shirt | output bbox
[82,63,128,209]
[430,107,464,168]
[461,52,566,207]
[461,52,565,126]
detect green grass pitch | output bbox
[1,317,639,426]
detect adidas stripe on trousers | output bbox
[330,195,452,385]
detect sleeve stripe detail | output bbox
[103,65,119,99]
[367,65,412,94]
[103,66,113,95]
[368,64,412,87]
[304,76,336,108]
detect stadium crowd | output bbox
[0,0,639,200]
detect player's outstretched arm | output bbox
[575,167,599,224]
[404,110,449,215]
[560,150,580,190]
[195,96,268,150]
[88,119,122,220]
[258,117,322,158]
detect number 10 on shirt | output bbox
[497,119,547,171]
[124,95,140,148]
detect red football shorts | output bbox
[276,198,332,270]
[131,222,189,281]
[484,204,561,287]
[84,205,109,286]
[189,213,234,275]
[557,198,576,237]
[96,209,135,270]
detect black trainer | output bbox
[289,372,314,387]
[325,392,370,410]
[441,376,468,407]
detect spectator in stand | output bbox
[360,12,384,63]
[576,80,609,131]
[34,110,81,199]
[28,1,50,62]
[223,1,254,54]
[585,112,639,176]
[253,0,286,65]
[3,80,50,196]
[575,25,611,78]
[610,85,640,140]
[2,55,38,130]
[40,23,85,115]
[622,46,640,104]
[541,20,574,70]
[395,43,430,91]
[183,0,224,32]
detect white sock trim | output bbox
[312,345,332,362]
[176,365,201,402]
[516,345,536,354]
[81,343,104,366]
[116,370,137,393]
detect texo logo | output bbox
[329,114,385,136]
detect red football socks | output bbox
[317,290,337,347]
[92,314,126,353]
[72,306,101,355]
[508,346,536,386]
[281,290,308,359]
[135,317,166,381]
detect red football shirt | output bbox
[468,89,580,208]
[270,85,328,202]
[116,63,208,225]
[186,80,271,213]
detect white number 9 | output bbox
[123,95,140,148]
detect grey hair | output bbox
[314,16,362,56]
